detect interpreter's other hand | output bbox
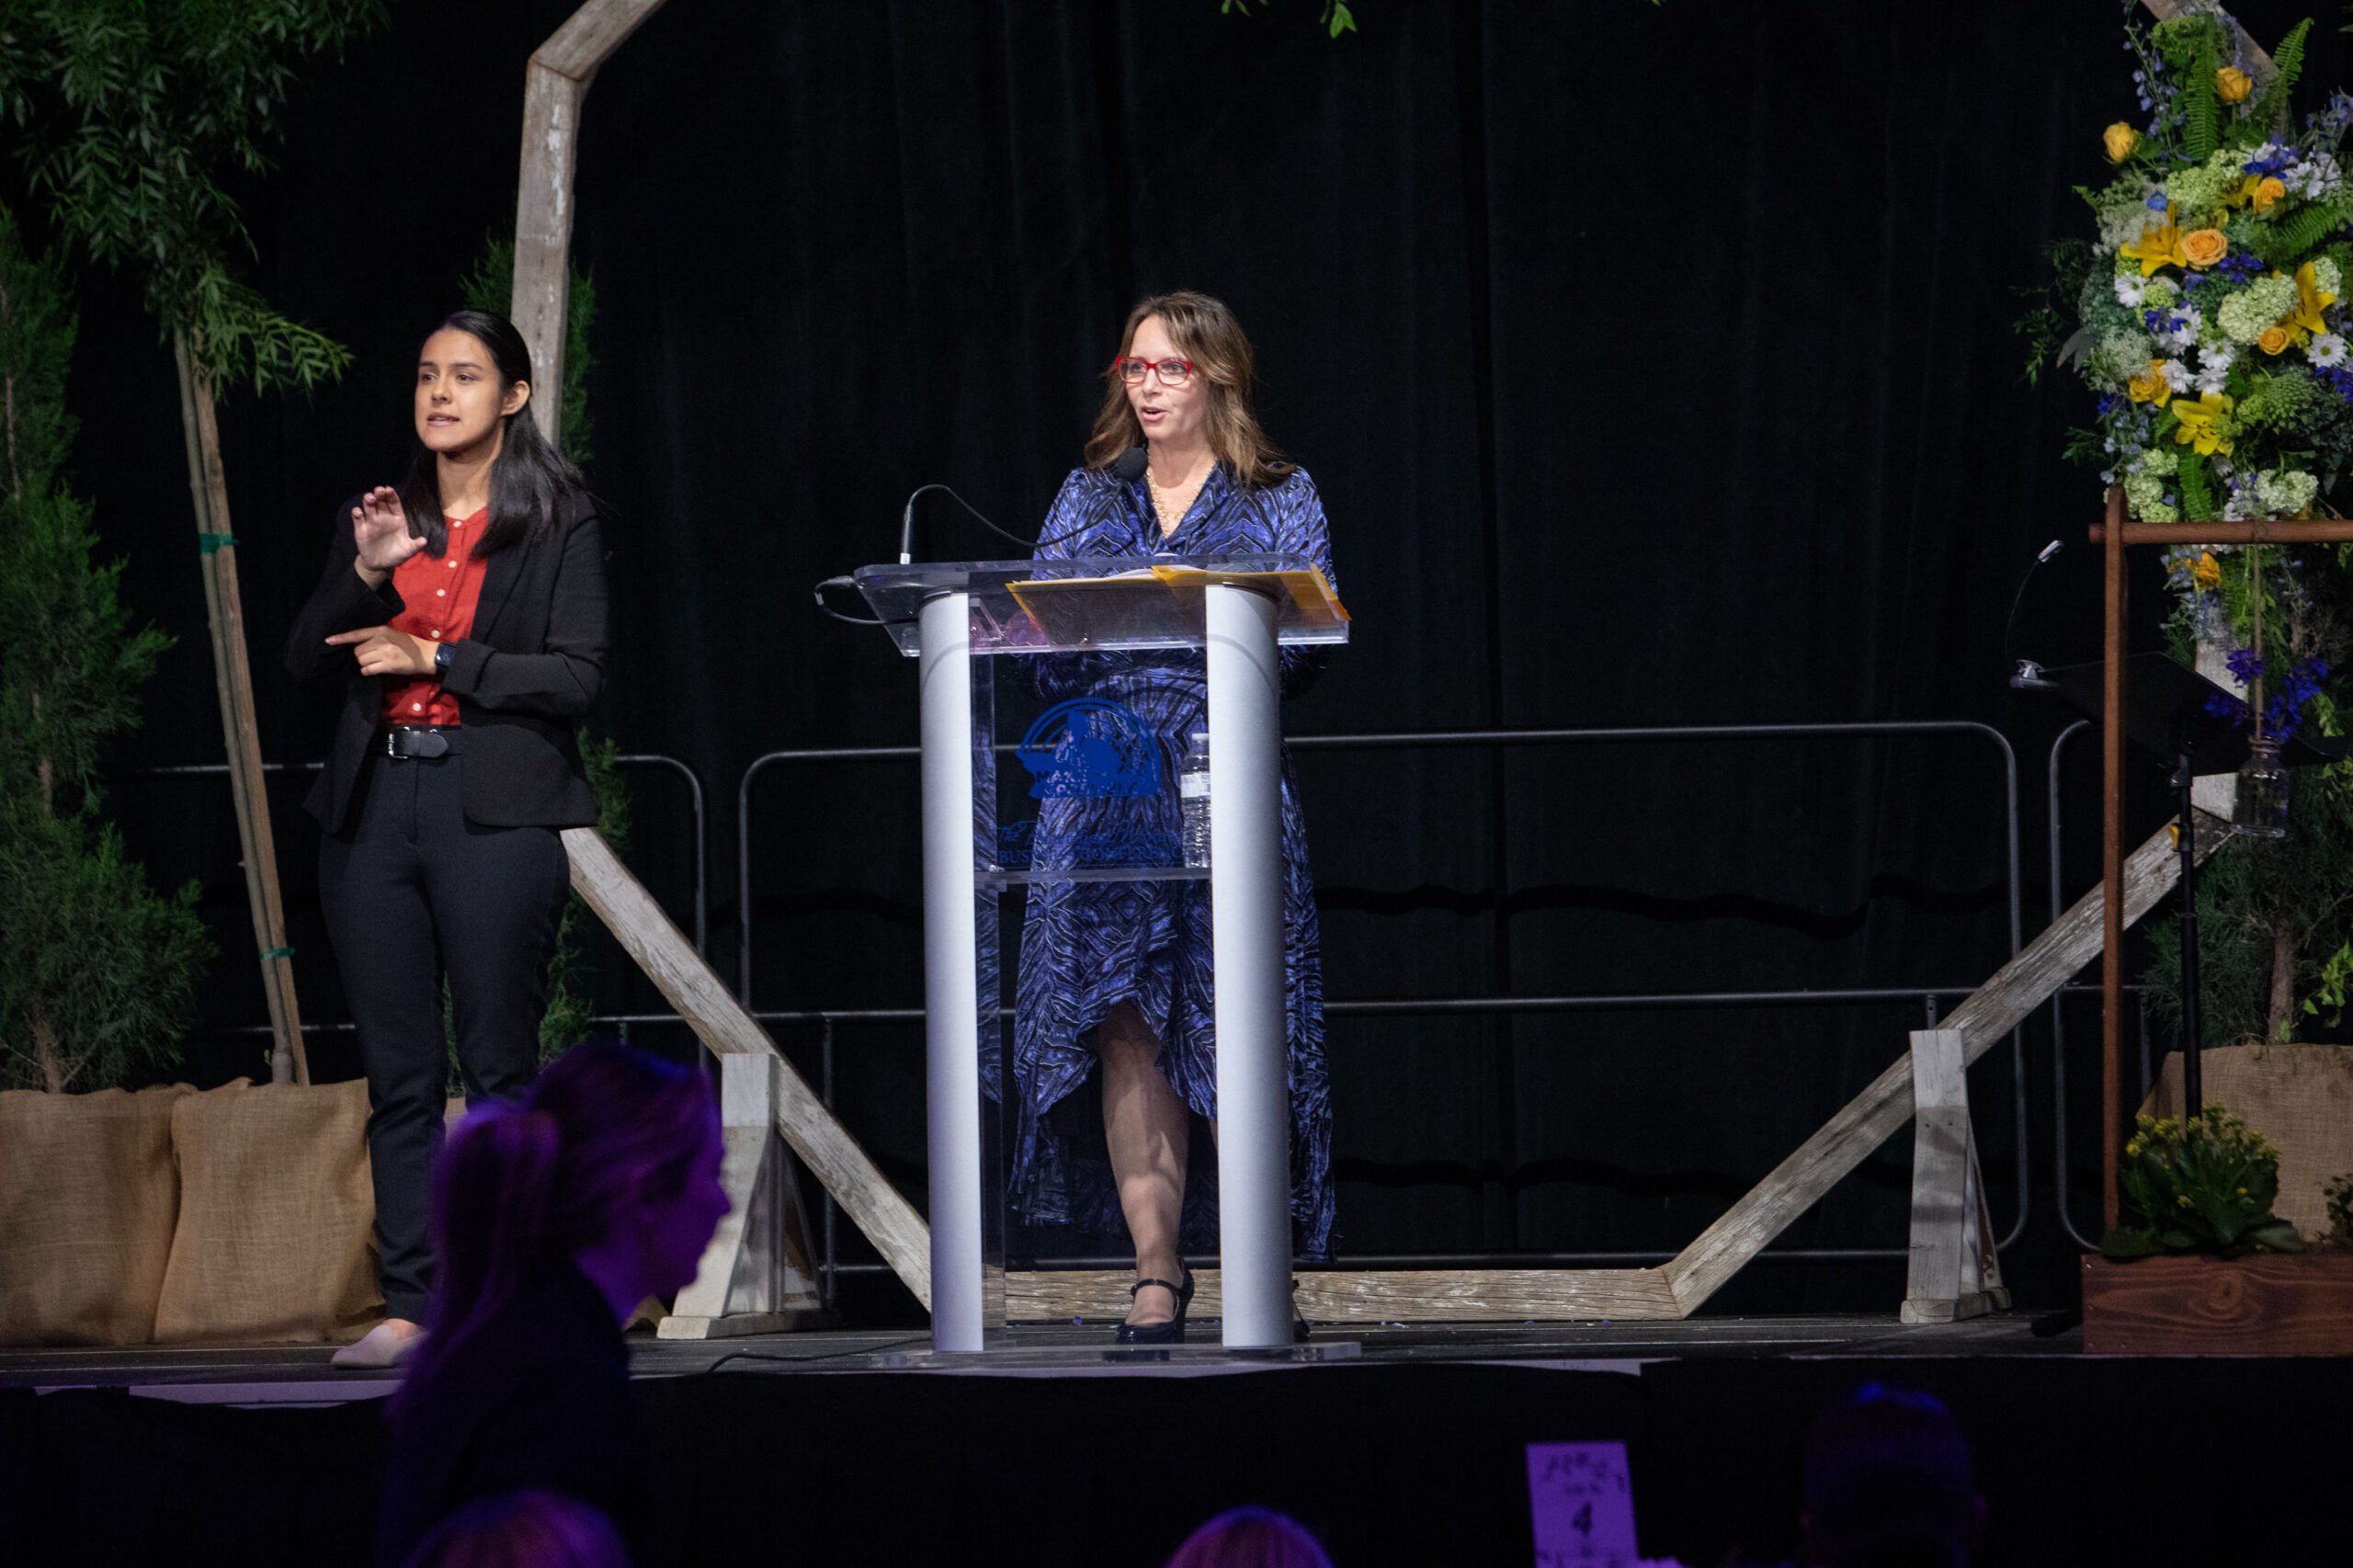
[324,624,438,678]
[352,486,426,575]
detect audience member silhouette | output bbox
[1800,1383,1984,1568]
[376,1042,729,1568]
[400,1491,630,1568]
[1165,1505,1336,1568]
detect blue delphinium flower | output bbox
[2207,689,2251,724]
[2226,648,2268,686]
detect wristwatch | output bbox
[434,640,456,678]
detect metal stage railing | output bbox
[734,721,2030,1301]
[127,754,710,955]
[161,720,2117,1307]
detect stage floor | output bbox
[12,1311,2352,1565]
[0,1311,2077,1403]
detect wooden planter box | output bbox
[2082,1250,2353,1355]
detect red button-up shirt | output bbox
[381,507,492,725]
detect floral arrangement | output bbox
[2101,1106,2302,1258]
[2029,6,2353,1050]
[2325,1170,2353,1243]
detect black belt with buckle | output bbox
[383,724,455,759]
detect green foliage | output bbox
[0,209,209,1089]
[538,730,631,1060]
[0,0,381,390]
[2246,18,2312,134]
[0,210,168,816]
[458,236,598,468]
[2154,17,2224,161]
[2146,762,2353,1048]
[2016,238,2097,384]
[2326,1170,2353,1242]
[0,812,210,1091]
[2101,1107,2303,1258]
[1219,0,1358,40]
[2236,192,2353,268]
[2178,449,2217,522]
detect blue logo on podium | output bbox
[1016,699,1162,800]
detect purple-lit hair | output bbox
[1165,1506,1335,1568]
[399,1041,713,1402]
[399,1489,627,1568]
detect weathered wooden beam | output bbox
[1660,813,2229,1314]
[512,0,666,451]
[172,331,305,1085]
[560,827,932,1309]
[1006,1267,1684,1324]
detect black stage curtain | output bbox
[60,0,2338,1312]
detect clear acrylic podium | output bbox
[855,555,1348,1351]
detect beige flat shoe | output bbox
[332,1318,424,1369]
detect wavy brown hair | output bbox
[1083,290,1292,489]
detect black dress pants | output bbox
[320,742,572,1323]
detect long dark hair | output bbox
[392,1042,713,1411]
[396,309,585,558]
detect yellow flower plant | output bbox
[2120,206,2188,275]
[2171,391,2234,455]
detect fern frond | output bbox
[2183,31,2221,162]
[2240,194,2353,267]
[2181,450,2216,523]
[2246,19,2310,136]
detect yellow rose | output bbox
[2194,551,2222,589]
[2182,228,2228,268]
[2217,65,2253,103]
[2127,360,2173,405]
[2256,176,2287,211]
[2104,121,2141,163]
[2259,324,2291,355]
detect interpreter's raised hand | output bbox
[324,624,438,678]
[352,485,426,584]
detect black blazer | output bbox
[286,495,608,832]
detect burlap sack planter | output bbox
[2146,1045,2353,1241]
[151,1077,381,1346]
[0,1084,190,1346]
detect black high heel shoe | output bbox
[1114,1267,1194,1345]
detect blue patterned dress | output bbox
[1007,461,1335,1257]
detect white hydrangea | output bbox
[2216,275,2300,342]
[2141,444,2180,477]
[2313,256,2343,298]
[2257,468,2320,516]
[2124,471,2180,523]
[2312,332,2349,369]
[2143,277,2181,309]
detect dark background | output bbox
[48,0,2335,1319]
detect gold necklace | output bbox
[1146,460,1193,533]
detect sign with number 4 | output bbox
[1525,1440,1639,1568]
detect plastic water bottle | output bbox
[1180,732,1211,868]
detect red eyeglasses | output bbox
[1110,357,1197,388]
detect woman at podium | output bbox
[1013,291,1334,1343]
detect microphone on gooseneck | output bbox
[1111,446,1149,483]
